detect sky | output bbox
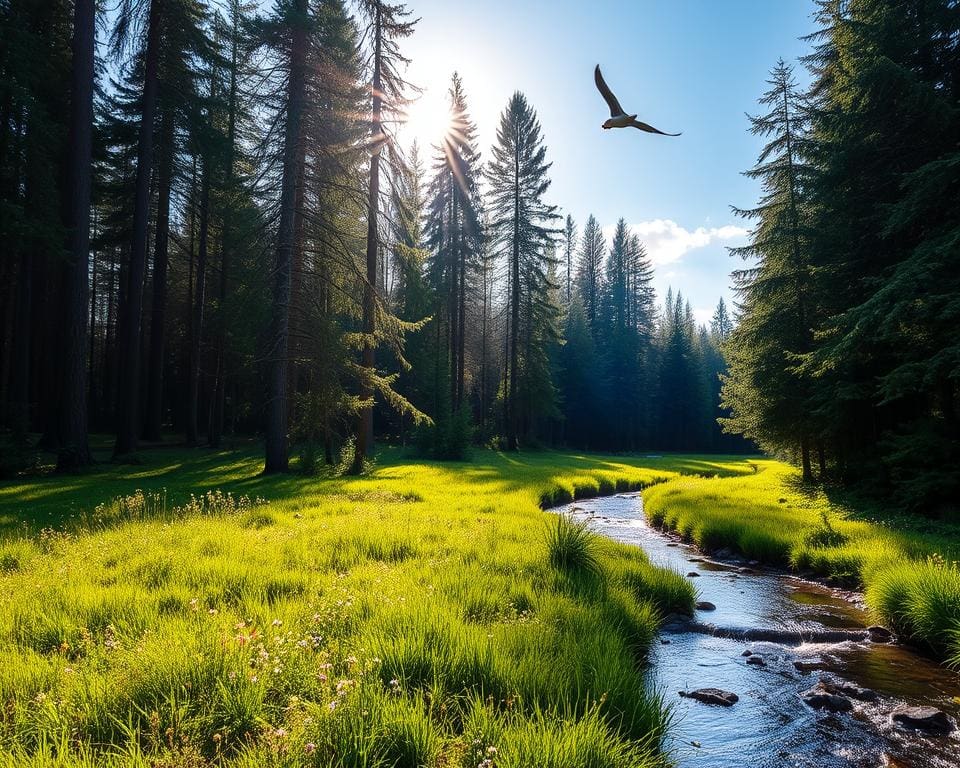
[398,0,818,326]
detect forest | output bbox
[1,0,959,766]
[1,0,746,478]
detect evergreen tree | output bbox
[575,214,604,330]
[487,92,560,450]
[721,60,817,479]
[351,0,418,473]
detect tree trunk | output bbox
[264,0,307,474]
[800,432,813,482]
[57,0,97,470]
[114,0,163,458]
[187,160,210,445]
[351,2,382,474]
[507,140,520,451]
[210,11,240,449]
[144,108,174,442]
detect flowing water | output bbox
[555,493,960,768]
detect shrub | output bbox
[547,515,600,574]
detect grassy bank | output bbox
[0,448,748,767]
[643,461,960,663]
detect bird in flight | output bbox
[594,65,681,136]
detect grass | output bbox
[643,460,960,662]
[0,445,748,766]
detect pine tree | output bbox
[563,214,576,303]
[721,60,816,479]
[350,0,418,473]
[487,92,560,450]
[56,0,96,470]
[575,214,604,330]
[263,0,309,474]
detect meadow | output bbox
[643,461,960,662]
[0,447,751,767]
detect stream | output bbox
[555,492,960,768]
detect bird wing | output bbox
[629,118,681,136]
[594,65,625,117]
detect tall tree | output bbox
[563,214,576,303]
[56,0,96,470]
[576,214,604,330]
[487,92,559,450]
[112,0,165,458]
[721,60,816,479]
[264,0,308,473]
[350,0,417,473]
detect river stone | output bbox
[890,705,955,733]
[741,650,753,657]
[824,679,876,702]
[695,601,716,611]
[801,685,853,712]
[746,655,766,666]
[737,566,754,574]
[680,688,739,707]
[687,571,701,578]
[714,547,734,559]
[867,625,894,642]
[793,660,821,673]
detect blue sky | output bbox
[400,0,817,325]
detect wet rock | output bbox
[680,688,739,706]
[666,542,679,547]
[713,547,734,559]
[687,571,701,578]
[793,660,821,673]
[800,684,853,712]
[890,705,955,733]
[689,557,705,563]
[660,638,671,645]
[737,567,754,574]
[741,650,753,657]
[867,625,894,642]
[695,601,716,611]
[746,655,766,666]
[823,679,876,702]
[748,560,760,566]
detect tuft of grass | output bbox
[644,460,960,661]
[547,515,601,574]
[0,445,744,766]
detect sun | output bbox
[400,84,453,151]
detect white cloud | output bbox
[602,219,748,268]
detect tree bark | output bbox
[210,8,240,449]
[187,160,210,445]
[264,0,307,474]
[57,0,97,470]
[507,134,520,451]
[114,0,163,458]
[351,1,382,474]
[144,108,174,442]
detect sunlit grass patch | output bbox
[0,447,747,765]
[643,460,960,661]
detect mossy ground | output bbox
[0,445,751,767]
[643,460,960,662]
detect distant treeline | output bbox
[0,0,747,476]
[724,0,960,509]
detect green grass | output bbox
[0,445,747,766]
[643,460,960,662]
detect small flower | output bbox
[328,700,338,712]
[272,619,283,627]
[305,742,317,755]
